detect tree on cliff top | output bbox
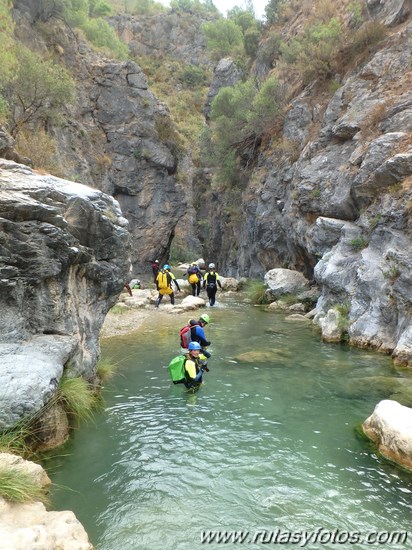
[3,46,75,137]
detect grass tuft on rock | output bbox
[96,358,119,383]
[0,467,48,504]
[58,376,97,423]
[0,422,34,458]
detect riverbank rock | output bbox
[363,400,412,471]
[0,500,93,550]
[0,454,51,489]
[264,269,310,300]
[220,276,240,290]
[0,453,92,549]
[180,295,206,309]
[0,160,130,430]
[121,289,157,308]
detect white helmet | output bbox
[208,263,215,269]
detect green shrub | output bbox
[334,302,350,317]
[178,64,206,89]
[0,468,48,504]
[0,96,9,124]
[256,31,282,66]
[0,1,17,83]
[348,0,364,26]
[202,19,245,62]
[246,279,271,305]
[244,27,261,58]
[265,0,285,24]
[108,304,129,315]
[89,0,112,17]
[170,0,218,15]
[208,76,282,185]
[80,18,128,59]
[349,236,368,250]
[108,0,167,15]
[30,0,69,22]
[383,265,401,281]
[281,17,343,84]
[169,237,199,264]
[277,293,300,305]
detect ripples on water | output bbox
[49,299,412,549]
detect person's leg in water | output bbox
[191,283,196,296]
[156,293,163,308]
[208,285,217,306]
[206,286,212,306]
[211,286,217,306]
[170,292,175,305]
[196,280,201,296]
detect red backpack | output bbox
[180,321,199,348]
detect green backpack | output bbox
[168,355,186,384]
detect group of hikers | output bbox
[151,260,222,308]
[168,313,212,391]
[147,259,222,390]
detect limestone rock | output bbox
[0,454,50,489]
[220,277,240,290]
[180,295,206,309]
[264,269,310,299]
[122,289,155,308]
[0,161,130,429]
[0,499,93,550]
[315,308,345,343]
[363,400,412,470]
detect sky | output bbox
[159,0,268,20]
[213,0,267,19]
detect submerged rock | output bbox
[234,349,292,363]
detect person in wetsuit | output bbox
[203,263,222,306]
[184,342,207,389]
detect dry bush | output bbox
[359,102,390,140]
[401,175,412,192]
[267,137,301,164]
[278,0,308,23]
[344,20,386,62]
[397,134,412,155]
[313,0,339,23]
[15,129,67,176]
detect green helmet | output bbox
[200,313,210,324]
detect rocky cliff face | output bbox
[0,159,130,430]
[6,0,412,368]
[12,0,187,275]
[109,11,215,66]
[201,1,412,364]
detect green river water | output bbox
[48,296,412,549]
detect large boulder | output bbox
[363,399,412,470]
[0,160,130,429]
[264,268,310,299]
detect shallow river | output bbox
[48,296,412,549]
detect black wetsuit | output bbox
[203,271,222,306]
